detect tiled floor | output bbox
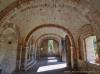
[15,57,87,74]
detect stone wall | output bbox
[77,23,100,74]
[78,60,100,74]
[77,24,95,60]
[0,28,18,74]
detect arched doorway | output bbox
[24,24,74,46]
[39,38,59,57]
[35,34,62,59]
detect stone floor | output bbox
[15,57,87,74]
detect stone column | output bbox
[67,46,71,69]
[16,42,22,71]
[24,45,29,70]
[70,46,74,69]
[20,44,27,70]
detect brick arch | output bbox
[39,38,60,57]
[39,37,60,48]
[24,24,75,47]
[77,24,96,60]
[36,33,61,48]
[0,0,99,37]
[35,33,62,47]
[0,0,82,22]
[34,33,62,58]
[0,0,94,27]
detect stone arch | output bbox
[35,33,62,48]
[24,24,75,47]
[0,0,85,22]
[77,24,96,60]
[38,37,60,57]
[39,37,60,47]
[34,33,62,59]
[37,35,60,51]
[20,24,75,69]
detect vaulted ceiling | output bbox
[0,0,100,44]
[0,0,16,11]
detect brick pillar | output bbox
[95,24,100,64]
[97,40,100,63]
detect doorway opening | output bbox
[37,39,67,73]
[48,40,54,56]
[40,39,60,57]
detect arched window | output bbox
[85,36,99,65]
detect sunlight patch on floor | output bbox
[48,59,58,63]
[89,61,99,65]
[48,57,56,60]
[37,63,66,72]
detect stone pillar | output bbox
[59,39,62,59]
[97,40,100,63]
[70,46,74,69]
[67,46,71,69]
[71,46,78,70]
[20,44,27,70]
[16,43,22,71]
[24,45,29,70]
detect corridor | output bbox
[15,57,87,74]
[0,0,100,74]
